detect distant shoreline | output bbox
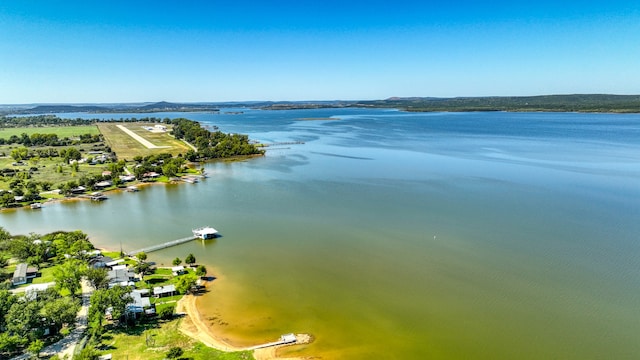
[4,94,640,115]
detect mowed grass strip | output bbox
[98,123,190,160]
[0,125,99,138]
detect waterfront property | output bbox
[12,263,38,285]
[193,226,218,239]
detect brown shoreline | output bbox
[176,292,313,360]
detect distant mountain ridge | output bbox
[358,94,640,113]
[4,94,640,114]
[10,101,220,114]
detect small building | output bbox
[12,263,28,285]
[127,289,154,317]
[193,227,219,239]
[171,265,186,276]
[281,334,297,344]
[153,284,176,298]
[108,268,136,284]
[120,175,136,182]
[70,186,86,194]
[94,181,113,189]
[143,172,160,179]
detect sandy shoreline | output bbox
[176,292,312,359]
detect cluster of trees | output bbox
[0,132,102,146]
[0,115,95,128]
[8,145,89,163]
[0,288,80,357]
[131,153,186,179]
[0,178,51,206]
[0,229,96,357]
[171,118,264,160]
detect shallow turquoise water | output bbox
[2,109,639,359]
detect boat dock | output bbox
[246,334,298,350]
[127,235,196,256]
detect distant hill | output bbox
[355,94,640,113]
[9,102,220,115]
[5,95,640,115]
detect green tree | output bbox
[166,346,183,359]
[74,344,99,360]
[195,265,207,277]
[41,296,80,333]
[10,147,29,161]
[6,300,43,340]
[0,289,16,330]
[53,259,85,296]
[158,305,174,320]
[137,252,147,262]
[175,275,197,295]
[89,286,132,328]
[162,163,179,177]
[0,192,15,207]
[85,267,110,290]
[0,333,27,357]
[172,257,182,266]
[185,253,196,266]
[27,339,44,358]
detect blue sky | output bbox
[1,1,639,103]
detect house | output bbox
[107,267,136,284]
[12,263,28,285]
[12,263,37,286]
[127,289,154,316]
[143,172,160,179]
[153,284,176,298]
[94,181,113,189]
[70,186,86,194]
[171,265,186,275]
[89,255,113,269]
[119,174,136,182]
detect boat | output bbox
[30,203,42,209]
[126,186,139,192]
[193,226,219,239]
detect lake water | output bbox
[2,109,640,359]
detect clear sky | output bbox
[1,1,639,103]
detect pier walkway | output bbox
[127,236,196,256]
[246,334,298,350]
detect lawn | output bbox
[32,265,57,284]
[97,123,191,160]
[0,125,99,139]
[0,151,108,191]
[98,317,254,360]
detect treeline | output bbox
[0,132,102,146]
[0,115,95,128]
[0,229,95,357]
[355,94,640,113]
[171,118,264,160]
[0,114,171,128]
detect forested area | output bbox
[170,118,264,160]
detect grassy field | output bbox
[97,123,191,160]
[0,125,99,139]
[0,150,108,191]
[99,319,254,360]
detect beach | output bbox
[176,292,312,360]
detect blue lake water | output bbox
[2,109,640,359]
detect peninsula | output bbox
[0,115,264,209]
